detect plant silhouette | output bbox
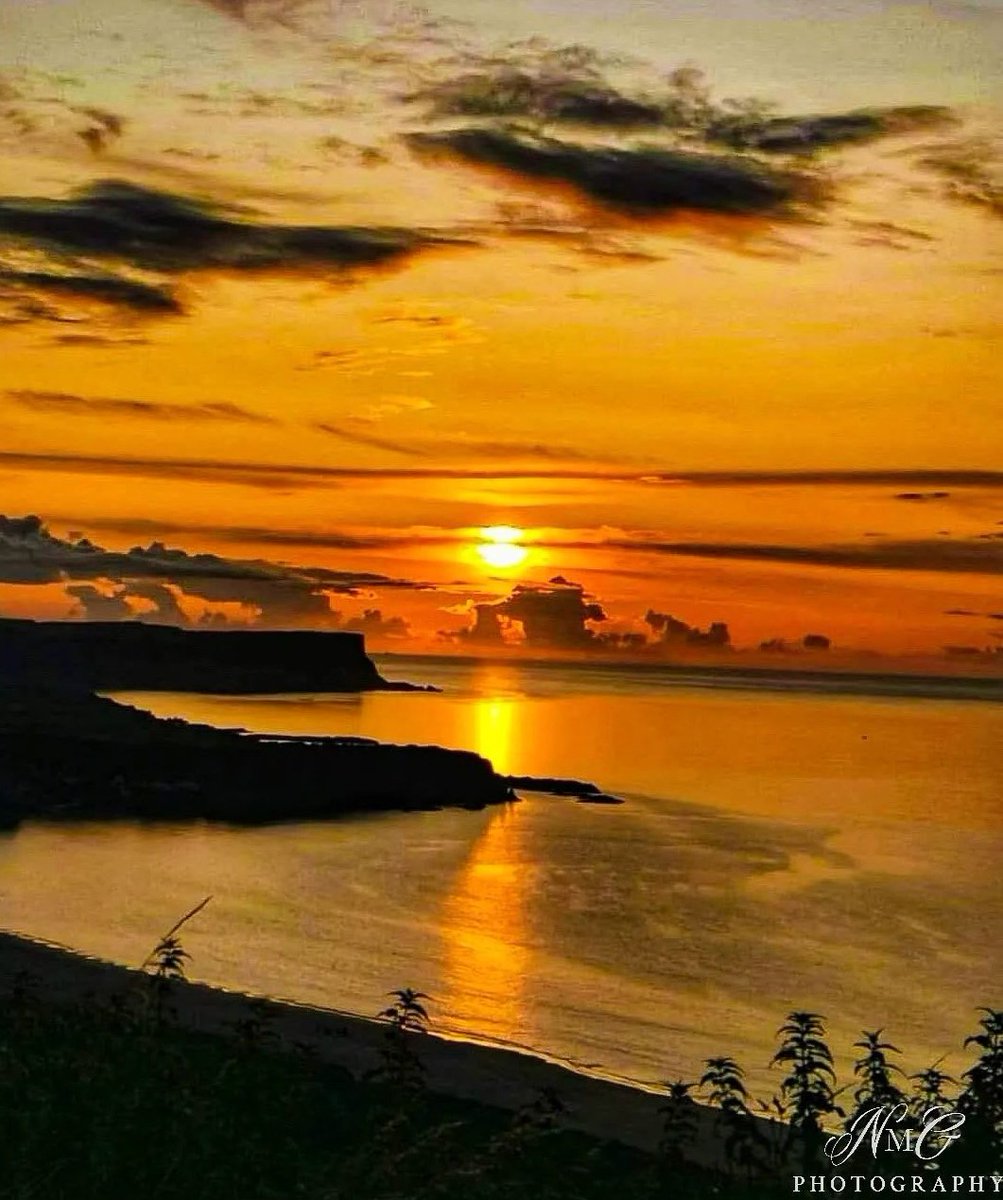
[700,1056,768,1177]
[658,1079,698,1170]
[850,1029,907,1117]
[959,1008,1003,1167]
[909,1060,957,1121]
[138,895,212,1021]
[375,988,432,1091]
[770,1011,842,1169]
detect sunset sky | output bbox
[0,0,1001,662]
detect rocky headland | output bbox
[0,688,514,826]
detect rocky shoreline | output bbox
[0,687,514,826]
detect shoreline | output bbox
[0,926,725,1165]
[0,687,516,826]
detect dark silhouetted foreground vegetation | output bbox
[0,914,999,1199]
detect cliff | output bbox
[0,688,513,826]
[0,617,412,694]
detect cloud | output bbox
[452,577,607,650]
[42,515,413,554]
[8,390,278,425]
[65,583,134,621]
[406,128,802,216]
[49,333,151,349]
[0,179,467,279]
[73,106,127,156]
[644,609,731,648]
[0,515,425,629]
[641,470,1003,488]
[893,491,951,501]
[3,452,1002,492]
[312,421,425,457]
[0,266,181,314]
[67,580,190,624]
[916,139,1003,217]
[707,106,954,154]
[343,607,410,638]
[409,49,952,149]
[312,421,598,461]
[594,535,1003,575]
[407,67,665,130]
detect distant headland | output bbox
[0,616,428,694]
[0,619,618,825]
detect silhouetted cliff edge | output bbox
[0,617,421,694]
[0,688,513,825]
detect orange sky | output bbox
[0,0,1000,664]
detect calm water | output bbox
[1,656,1001,1090]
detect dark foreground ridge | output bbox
[0,616,429,694]
[0,688,514,826]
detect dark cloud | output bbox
[0,266,180,314]
[706,105,954,153]
[407,48,952,150]
[407,128,802,216]
[0,179,466,276]
[42,515,413,555]
[0,451,338,491]
[453,577,607,650]
[67,580,189,624]
[318,136,389,166]
[644,609,731,649]
[3,452,1003,492]
[917,140,1003,217]
[408,68,665,130]
[313,421,425,457]
[343,607,410,639]
[8,390,278,425]
[65,583,134,622]
[596,536,1003,575]
[49,333,151,348]
[452,601,506,645]
[73,106,127,156]
[314,421,598,462]
[0,515,425,629]
[894,491,951,501]
[642,470,1003,488]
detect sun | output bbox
[476,525,528,569]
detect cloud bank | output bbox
[0,515,423,628]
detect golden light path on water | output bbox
[439,670,529,1045]
[1,663,1000,1091]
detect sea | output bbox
[1,655,1000,1093]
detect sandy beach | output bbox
[0,927,728,1165]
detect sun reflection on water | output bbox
[439,668,534,1045]
[439,804,533,1048]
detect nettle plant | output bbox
[657,1007,1003,1181]
[959,1009,1003,1164]
[375,988,432,1091]
[851,1029,907,1114]
[770,1011,844,1168]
